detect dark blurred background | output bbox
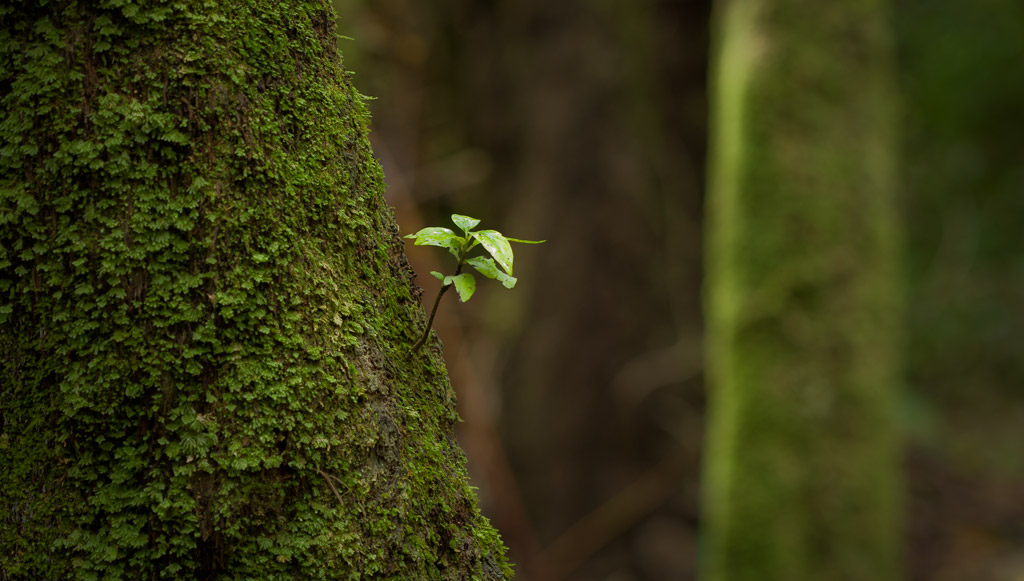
[332,0,1024,579]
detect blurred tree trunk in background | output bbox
[702,0,903,580]
[0,2,508,578]
[329,0,1024,577]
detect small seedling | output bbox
[405,213,544,354]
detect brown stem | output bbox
[409,260,463,355]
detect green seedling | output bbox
[405,213,544,354]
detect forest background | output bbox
[332,0,1024,579]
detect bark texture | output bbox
[702,0,903,579]
[0,1,508,579]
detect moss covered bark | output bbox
[702,1,902,580]
[0,1,509,578]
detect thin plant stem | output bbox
[409,260,463,355]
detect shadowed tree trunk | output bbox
[0,1,508,578]
[702,0,903,580]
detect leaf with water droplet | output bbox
[406,227,459,249]
[451,214,481,233]
[471,230,514,275]
[466,256,517,289]
[443,273,476,302]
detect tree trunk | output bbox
[0,2,508,578]
[702,1,903,580]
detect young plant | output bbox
[405,213,544,354]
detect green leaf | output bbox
[447,241,466,260]
[443,273,476,302]
[451,214,481,233]
[405,227,460,249]
[471,230,514,275]
[505,237,546,244]
[466,256,517,289]
[430,271,445,281]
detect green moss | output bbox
[0,1,509,578]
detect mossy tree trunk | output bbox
[0,1,508,579]
[702,1,902,580]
